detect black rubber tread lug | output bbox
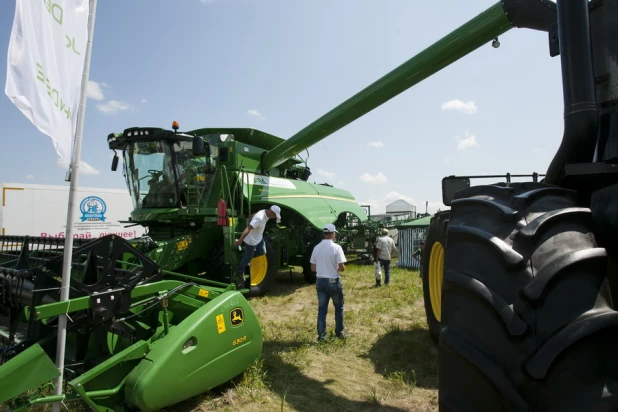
[447,225,525,268]
[514,187,578,203]
[526,310,618,379]
[518,207,591,239]
[450,197,518,219]
[551,387,618,412]
[441,181,618,410]
[453,183,515,201]
[440,391,484,412]
[441,329,528,411]
[446,270,527,336]
[523,248,608,301]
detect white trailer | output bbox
[0,183,145,240]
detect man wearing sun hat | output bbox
[310,223,348,341]
[375,228,397,286]
[234,205,282,289]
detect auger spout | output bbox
[261,2,514,171]
[261,0,558,171]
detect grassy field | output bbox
[167,262,439,412]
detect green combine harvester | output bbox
[3,0,618,410]
[105,122,368,292]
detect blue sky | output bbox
[1,0,565,214]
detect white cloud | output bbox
[96,100,134,115]
[442,99,478,114]
[247,109,261,117]
[338,180,345,185]
[456,131,479,150]
[87,80,105,101]
[368,141,384,148]
[141,98,147,104]
[444,158,450,164]
[360,172,388,184]
[25,174,34,179]
[317,168,336,180]
[56,158,101,175]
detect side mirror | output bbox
[111,155,119,171]
[442,176,470,206]
[192,137,205,156]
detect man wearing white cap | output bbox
[234,205,282,289]
[310,223,348,341]
[375,228,396,286]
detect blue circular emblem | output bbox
[80,196,107,222]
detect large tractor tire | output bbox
[303,256,317,283]
[205,237,277,297]
[246,237,278,297]
[302,240,321,283]
[421,211,450,344]
[439,182,618,411]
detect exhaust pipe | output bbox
[545,0,599,185]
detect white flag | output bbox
[5,0,90,163]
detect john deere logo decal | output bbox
[230,308,244,327]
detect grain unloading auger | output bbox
[0,235,262,411]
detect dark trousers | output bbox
[237,238,266,277]
[316,277,344,338]
[379,259,391,284]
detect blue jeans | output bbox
[237,238,266,277]
[316,277,344,338]
[379,259,391,284]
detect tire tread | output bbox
[439,183,618,411]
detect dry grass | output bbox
[166,262,439,412]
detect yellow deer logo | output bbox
[230,308,244,326]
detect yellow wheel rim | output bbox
[250,255,268,287]
[429,242,445,322]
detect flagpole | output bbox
[52,0,97,409]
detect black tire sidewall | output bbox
[422,211,449,344]
[303,240,321,283]
[248,237,277,297]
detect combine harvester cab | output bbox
[0,234,262,411]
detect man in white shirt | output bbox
[310,223,348,341]
[375,228,396,286]
[233,205,282,289]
